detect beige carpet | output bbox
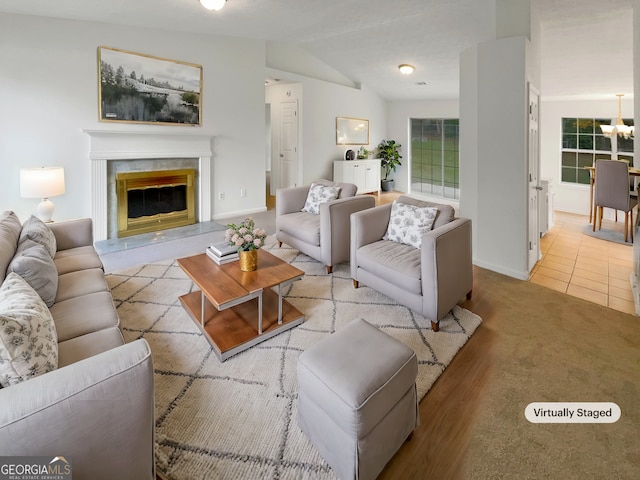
[106,239,481,479]
[459,268,640,480]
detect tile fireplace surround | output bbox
[84,130,213,241]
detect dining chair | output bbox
[593,159,637,242]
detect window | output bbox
[561,117,634,185]
[410,118,459,199]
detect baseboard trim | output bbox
[473,259,530,281]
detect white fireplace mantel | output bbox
[84,130,213,241]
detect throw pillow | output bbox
[0,272,58,387]
[19,215,57,259]
[301,183,341,215]
[383,201,438,248]
[0,211,22,284]
[8,240,58,307]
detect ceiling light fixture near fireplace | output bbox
[200,0,227,11]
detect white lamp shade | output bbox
[200,0,226,10]
[20,167,66,199]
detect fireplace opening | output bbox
[128,185,188,218]
[116,169,195,237]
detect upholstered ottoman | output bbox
[297,318,419,480]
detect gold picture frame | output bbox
[98,46,202,126]
[336,117,369,145]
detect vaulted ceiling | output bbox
[0,0,634,100]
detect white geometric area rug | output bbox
[106,239,482,480]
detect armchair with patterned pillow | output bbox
[276,179,375,273]
[350,195,473,331]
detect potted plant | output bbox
[378,139,402,191]
[357,146,372,159]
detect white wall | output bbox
[266,69,387,187]
[460,36,531,280]
[541,96,635,216]
[0,13,266,223]
[386,100,460,194]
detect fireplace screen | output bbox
[116,169,195,237]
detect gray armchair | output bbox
[276,179,375,273]
[350,195,473,331]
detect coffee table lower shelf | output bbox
[179,288,304,362]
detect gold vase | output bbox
[239,249,258,272]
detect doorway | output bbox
[528,83,541,272]
[265,83,302,209]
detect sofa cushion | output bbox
[49,291,119,342]
[8,240,58,307]
[0,211,22,284]
[54,246,103,275]
[278,211,321,246]
[0,273,58,387]
[302,183,341,214]
[396,195,455,230]
[356,240,422,295]
[55,268,110,303]
[383,201,438,248]
[19,215,57,258]
[57,327,124,368]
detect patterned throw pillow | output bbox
[19,215,57,258]
[383,201,438,248]
[301,183,341,215]
[0,272,58,387]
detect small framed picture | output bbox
[336,117,369,145]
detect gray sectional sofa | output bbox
[0,211,155,480]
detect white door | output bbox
[279,101,298,189]
[528,84,541,272]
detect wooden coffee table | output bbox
[177,249,304,361]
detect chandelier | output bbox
[200,0,226,11]
[600,94,634,139]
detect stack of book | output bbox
[206,241,239,265]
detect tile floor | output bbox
[530,211,637,315]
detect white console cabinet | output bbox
[333,159,381,195]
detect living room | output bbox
[1,1,639,479]
[1,2,638,281]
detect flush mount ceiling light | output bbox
[600,94,635,139]
[398,64,415,75]
[200,0,226,11]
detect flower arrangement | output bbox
[225,217,267,252]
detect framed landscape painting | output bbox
[336,116,369,145]
[98,46,202,126]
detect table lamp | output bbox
[20,166,66,222]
